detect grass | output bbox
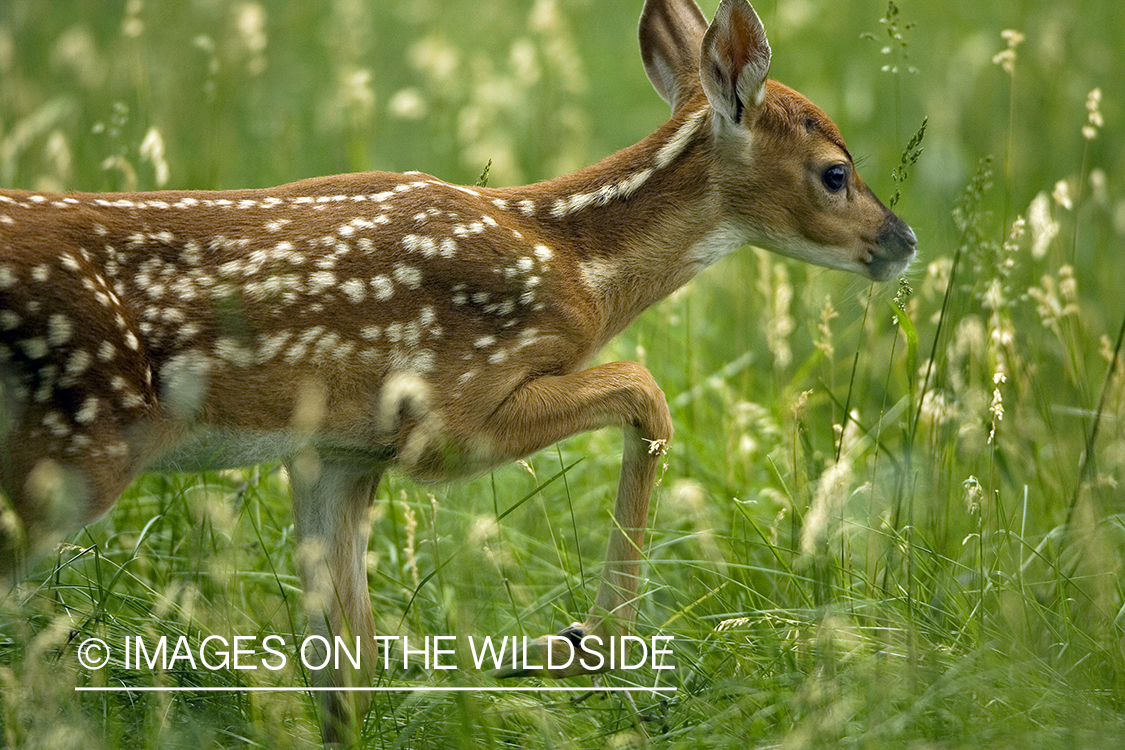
[2,0,1125,747]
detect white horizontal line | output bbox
[76,686,676,693]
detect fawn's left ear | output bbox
[700,0,771,124]
[639,0,709,113]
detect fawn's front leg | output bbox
[289,457,382,745]
[480,361,673,676]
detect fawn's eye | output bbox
[822,164,848,193]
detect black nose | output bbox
[903,224,917,250]
[881,212,917,260]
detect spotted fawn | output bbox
[0,0,915,741]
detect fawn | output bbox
[0,0,914,741]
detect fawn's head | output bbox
[641,0,916,281]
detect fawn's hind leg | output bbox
[0,404,148,577]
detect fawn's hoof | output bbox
[491,623,612,678]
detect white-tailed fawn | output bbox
[0,0,914,741]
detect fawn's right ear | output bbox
[639,0,709,113]
[700,0,771,125]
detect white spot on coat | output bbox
[76,397,100,425]
[63,350,92,380]
[20,338,48,359]
[215,338,256,368]
[370,275,394,300]
[308,271,338,295]
[258,331,293,361]
[42,412,71,437]
[393,264,422,289]
[341,278,367,303]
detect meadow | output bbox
[1,0,1124,747]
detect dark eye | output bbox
[822,164,848,193]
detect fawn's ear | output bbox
[700,0,771,124]
[639,0,709,113]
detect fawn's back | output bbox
[0,172,597,530]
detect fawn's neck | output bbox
[494,104,733,343]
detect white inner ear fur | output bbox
[647,55,679,108]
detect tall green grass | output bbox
[2,1,1124,747]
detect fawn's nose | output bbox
[902,224,918,251]
[881,212,917,259]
